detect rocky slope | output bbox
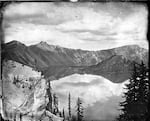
[0,60,63,121]
[3,40,148,83]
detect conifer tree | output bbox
[20,113,22,121]
[46,80,53,112]
[76,97,84,121]
[68,93,71,119]
[118,62,149,121]
[59,112,62,117]
[136,61,149,120]
[53,93,59,114]
[71,115,77,121]
[62,108,65,121]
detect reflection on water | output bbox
[51,74,127,120]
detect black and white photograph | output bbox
[0,2,149,121]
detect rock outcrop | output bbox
[0,60,63,121]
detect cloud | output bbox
[4,13,61,25]
[59,28,117,36]
[4,2,84,26]
[56,14,115,32]
[4,2,148,50]
[78,34,117,42]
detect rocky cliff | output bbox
[0,60,63,121]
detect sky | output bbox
[3,2,148,50]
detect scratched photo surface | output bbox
[1,2,149,121]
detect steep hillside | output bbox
[1,60,63,121]
[84,55,134,83]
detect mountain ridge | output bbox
[34,41,148,51]
[6,40,148,52]
[3,40,148,83]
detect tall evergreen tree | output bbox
[20,113,22,121]
[71,115,77,121]
[76,97,84,121]
[68,93,71,119]
[117,62,149,121]
[136,62,149,120]
[146,66,150,121]
[59,112,62,117]
[53,93,59,114]
[14,114,16,121]
[0,114,4,121]
[46,80,53,112]
[62,108,65,121]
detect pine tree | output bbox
[76,97,84,121]
[68,93,71,119]
[62,108,65,121]
[59,112,62,117]
[1,114,5,121]
[118,62,149,121]
[46,80,53,112]
[53,93,59,115]
[14,114,16,121]
[136,61,149,120]
[118,63,138,121]
[71,115,77,121]
[146,66,150,121]
[20,113,22,121]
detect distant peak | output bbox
[7,40,20,44]
[36,41,60,51]
[114,44,147,51]
[6,40,24,46]
[37,41,64,48]
[39,41,49,45]
[37,41,50,47]
[124,44,141,48]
